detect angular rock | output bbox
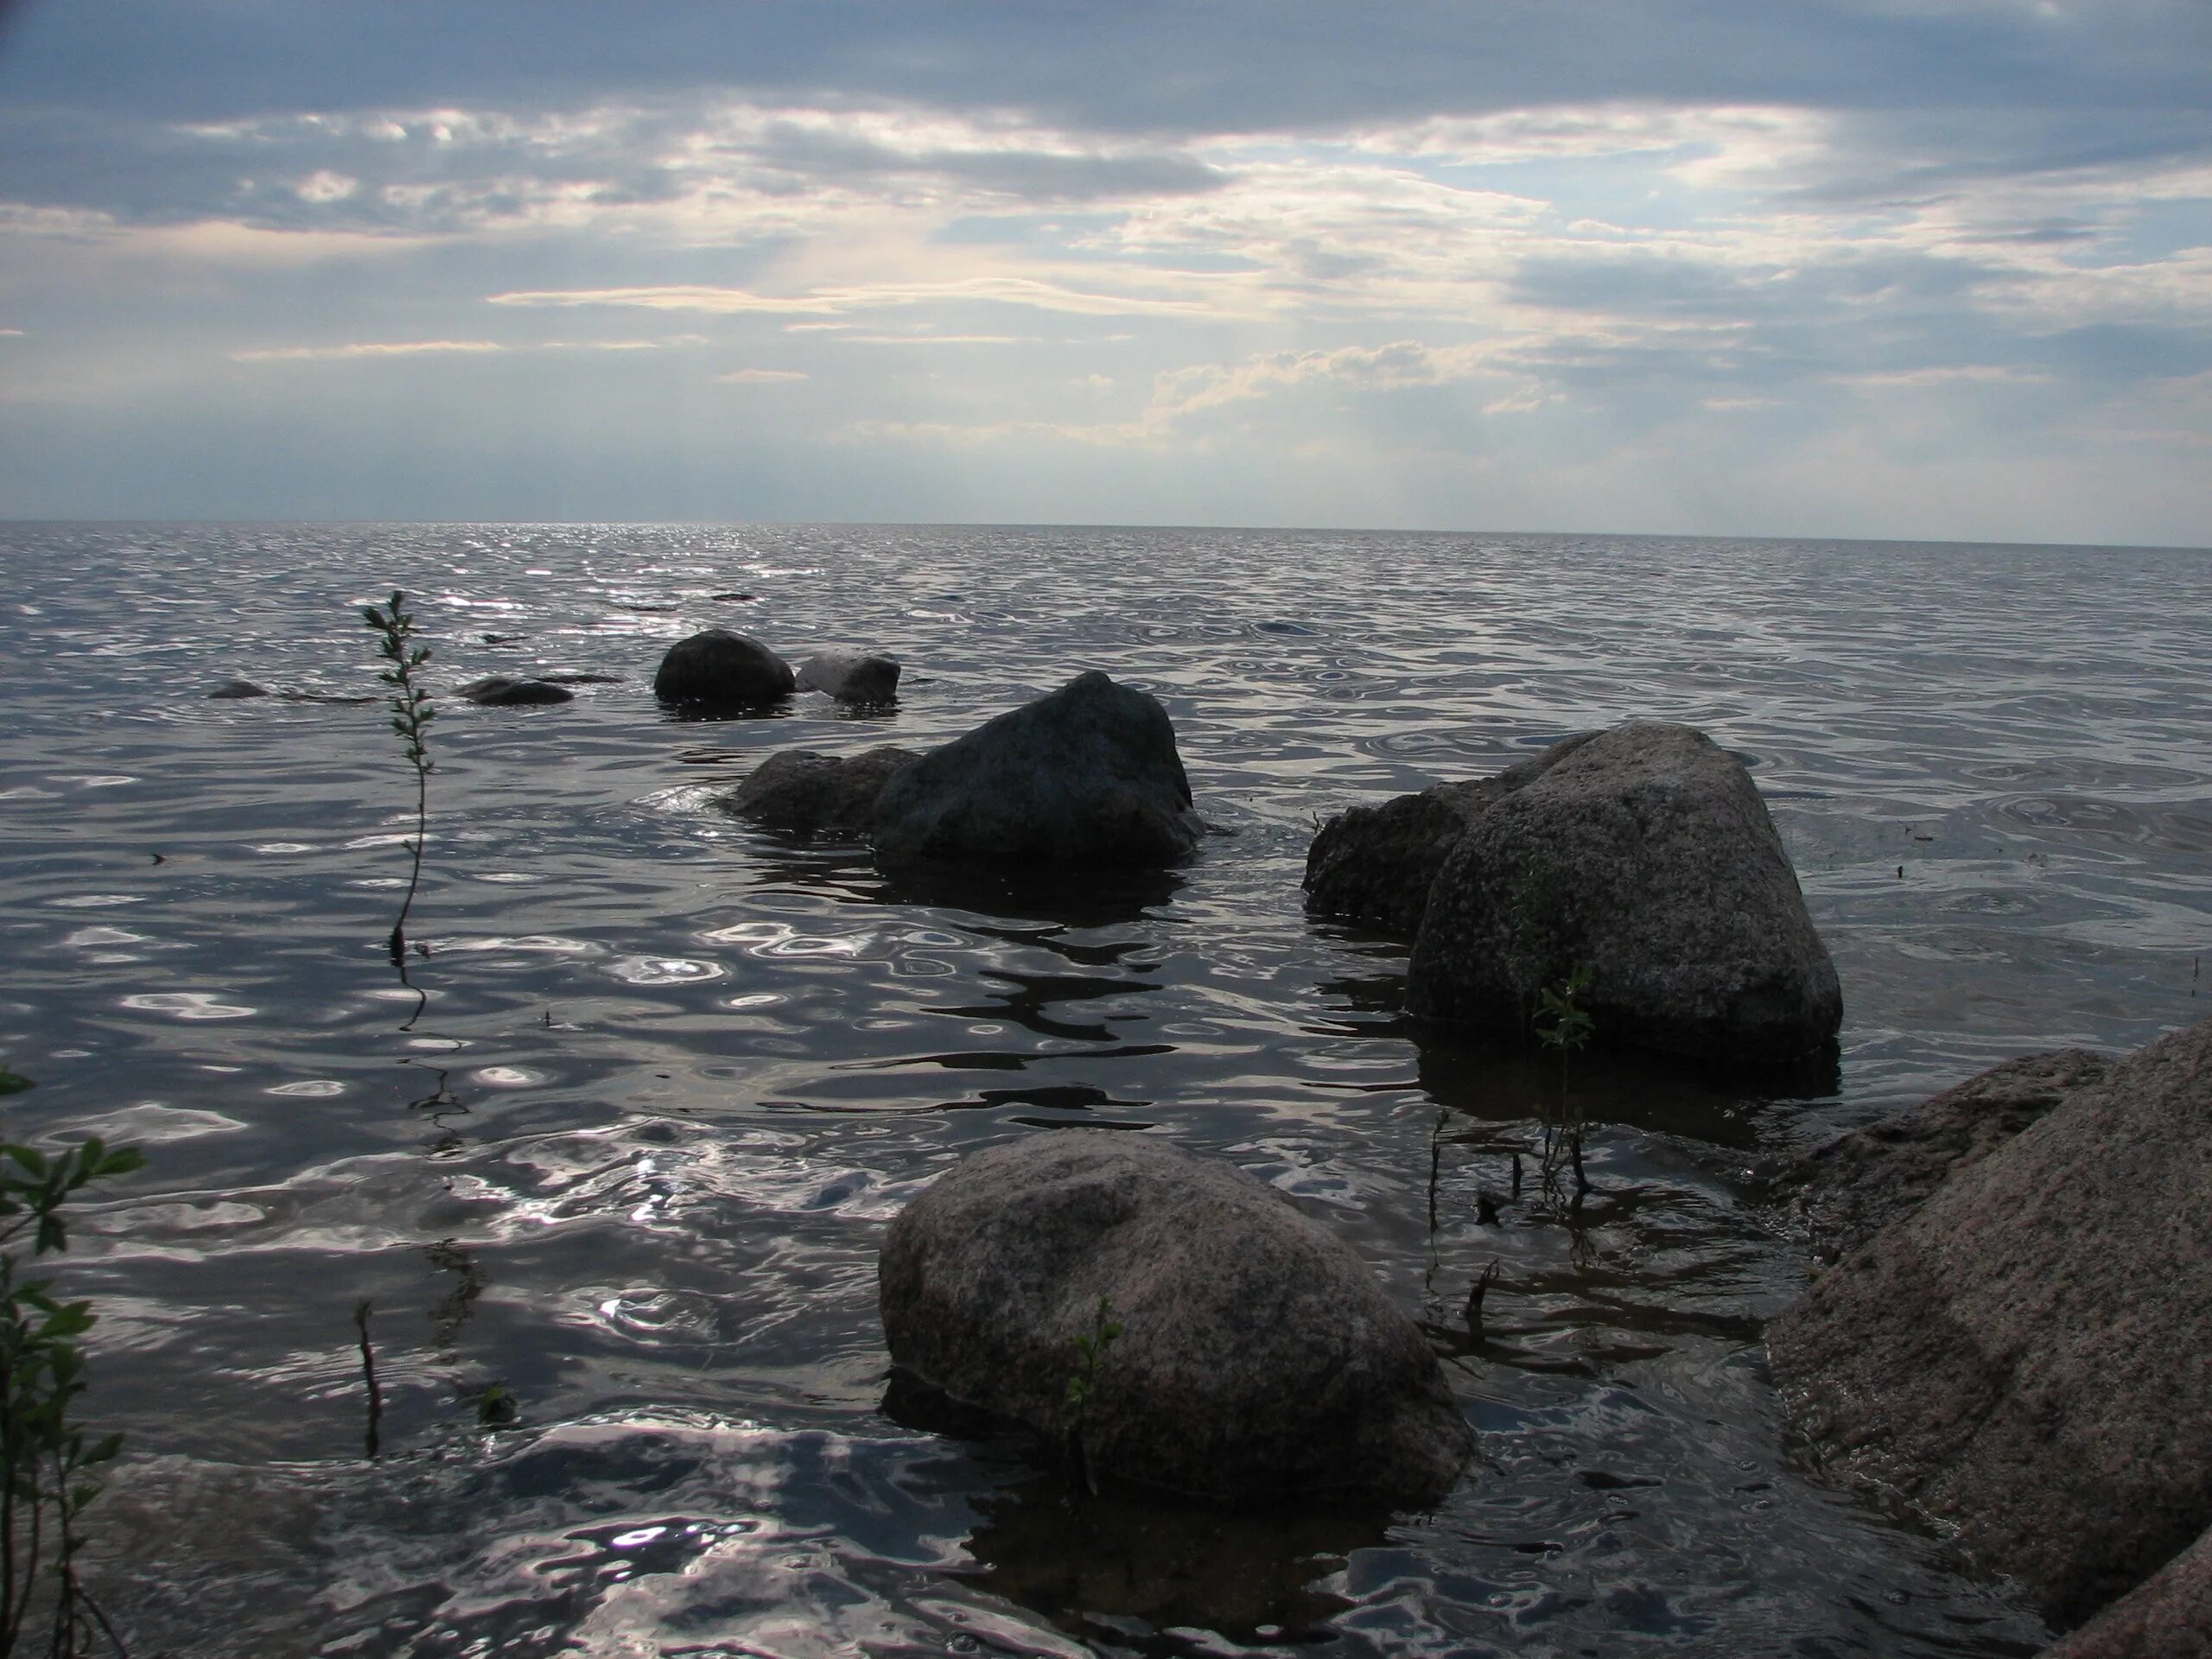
[1305,736,1598,936]
[652,629,795,707]
[1769,1013,2212,1627]
[454,676,574,707]
[1783,1047,2109,1263]
[720,746,921,836]
[207,678,270,699]
[870,671,1199,869]
[1404,723,1840,1071]
[797,650,900,704]
[879,1132,1472,1503]
[2037,1525,2212,1659]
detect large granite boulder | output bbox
[869,671,1200,868]
[1781,1046,2109,1264]
[719,746,921,836]
[1402,723,1840,1071]
[1769,1013,2212,1628]
[1305,736,1597,935]
[797,650,900,704]
[879,1132,1472,1503]
[652,630,795,707]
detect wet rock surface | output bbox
[797,650,901,703]
[1403,722,1841,1071]
[720,745,922,836]
[879,1132,1474,1503]
[1770,1012,2212,1629]
[870,671,1200,869]
[652,629,796,707]
[2037,1524,2212,1658]
[1781,1047,2111,1263]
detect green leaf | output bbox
[0,1066,34,1096]
[5,1144,49,1178]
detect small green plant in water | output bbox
[1062,1295,1123,1493]
[1534,965,1596,1196]
[363,591,436,966]
[0,1074,144,1656]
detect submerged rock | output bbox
[1781,1046,2109,1263]
[879,1132,1472,1503]
[454,676,574,707]
[207,678,271,700]
[1769,1013,2212,1629]
[720,746,920,836]
[797,650,900,704]
[1402,723,1840,1071]
[870,671,1199,869]
[652,630,795,708]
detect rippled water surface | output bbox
[2,524,2207,1657]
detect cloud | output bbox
[715,367,807,383]
[232,340,508,361]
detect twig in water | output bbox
[1464,1261,1499,1335]
[353,1299,383,1459]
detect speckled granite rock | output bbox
[652,629,795,707]
[720,746,920,836]
[2037,1524,2212,1658]
[1405,722,1840,1071]
[879,1132,1472,1503]
[870,671,1199,868]
[1770,1012,2212,1628]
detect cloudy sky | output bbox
[2,1,2208,543]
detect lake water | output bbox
[1,523,2206,1657]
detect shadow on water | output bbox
[882,1375,1385,1644]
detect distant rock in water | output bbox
[652,630,796,708]
[720,746,920,836]
[879,1131,1472,1503]
[535,671,624,686]
[207,679,270,699]
[1769,1013,2212,1630]
[870,671,1199,869]
[454,676,574,707]
[797,650,900,704]
[1323,723,1841,1071]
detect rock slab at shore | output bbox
[1769,1012,2212,1629]
[879,1132,1473,1503]
[1384,723,1840,1070]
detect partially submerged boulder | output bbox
[207,678,270,699]
[720,746,920,836]
[454,676,574,707]
[1401,723,1840,1071]
[1769,1014,2212,1628]
[880,1132,1471,1503]
[870,671,1200,868]
[1305,737,1597,935]
[652,630,795,707]
[797,650,900,704]
[1782,1047,2109,1264]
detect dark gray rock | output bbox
[797,650,900,704]
[1404,723,1840,1071]
[454,676,574,707]
[207,679,270,699]
[870,671,1199,869]
[2037,1525,2212,1658]
[1782,1047,2109,1263]
[652,629,795,707]
[1769,1012,2212,1627]
[1305,737,1598,936]
[879,1132,1472,1503]
[720,746,921,836]
[537,671,624,686]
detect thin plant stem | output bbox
[362,592,436,967]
